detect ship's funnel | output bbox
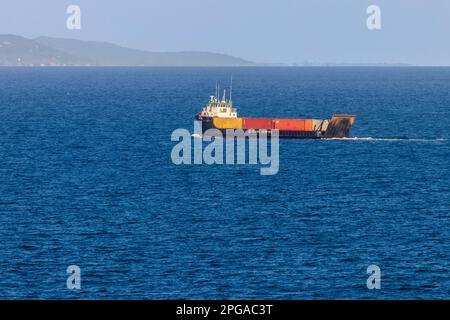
[324,115,356,138]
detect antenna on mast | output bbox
[215,82,219,101]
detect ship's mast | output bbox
[215,83,218,102]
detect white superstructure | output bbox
[200,86,237,118]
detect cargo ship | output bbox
[196,89,356,139]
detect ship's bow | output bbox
[324,115,356,138]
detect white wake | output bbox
[324,137,447,142]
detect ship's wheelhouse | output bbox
[201,95,237,118]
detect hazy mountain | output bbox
[0,34,94,66]
[0,34,412,67]
[35,36,255,66]
[0,34,255,66]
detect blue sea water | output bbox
[0,67,449,299]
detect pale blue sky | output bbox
[0,0,449,65]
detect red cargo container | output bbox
[242,118,273,130]
[304,119,313,131]
[273,119,305,131]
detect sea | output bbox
[0,67,449,299]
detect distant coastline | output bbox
[0,34,414,67]
[0,34,254,67]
